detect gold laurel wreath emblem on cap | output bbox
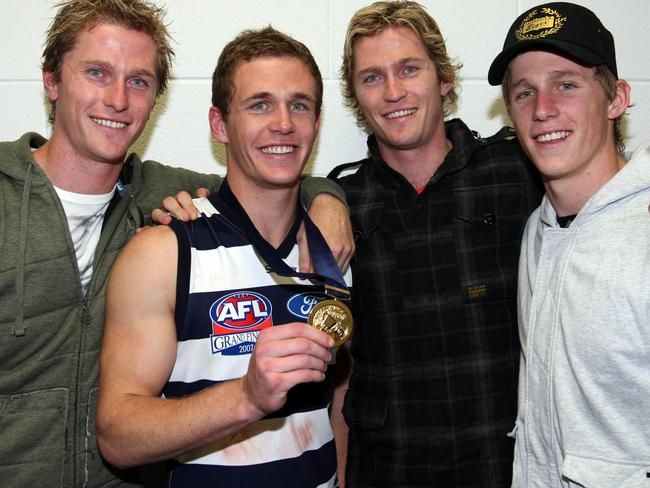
[515,7,567,41]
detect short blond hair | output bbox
[341,0,461,129]
[43,0,174,121]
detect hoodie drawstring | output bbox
[13,164,33,337]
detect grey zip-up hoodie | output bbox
[0,133,222,487]
[515,141,650,488]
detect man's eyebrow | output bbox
[354,56,426,77]
[77,60,110,70]
[510,77,532,90]
[290,91,316,103]
[130,68,156,79]
[242,91,273,104]
[513,69,590,86]
[547,69,590,80]
[355,65,382,78]
[241,91,316,104]
[76,60,155,79]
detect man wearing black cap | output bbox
[489,3,650,487]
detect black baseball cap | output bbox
[488,2,617,85]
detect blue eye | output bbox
[251,102,268,111]
[363,74,380,84]
[131,78,147,88]
[290,102,307,111]
[516,89,533,100]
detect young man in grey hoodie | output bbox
[489,3,650,487]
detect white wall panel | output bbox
[0,0,648,177]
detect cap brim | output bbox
[488,39,607,85]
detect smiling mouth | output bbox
[536,130,571,143]
[261,145,295,154]
[384,108,417,119]
[91,117,127,129]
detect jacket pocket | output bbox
[0,388,68,486]
[562,454,650,488]
[453,184,525,304]
[84,386,141,486]
[342,386,387,435]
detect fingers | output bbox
[257,322,334,356]
[242,323,333,414]
[153,192,200,225]
[332,234,355,273]
[296,223,314,272]
[168,192,199,222]
[150,208,173,226]
[194,187,210,198]
[328,206,355,273]
[306,194,355,273]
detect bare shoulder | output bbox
[116,225,177,267]
[109,225,179,297]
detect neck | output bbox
[376,126,452,189]
[545,150,626,217]
[227,177,299,249]
[33,136,123,195]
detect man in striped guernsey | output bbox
[96,27,351,487]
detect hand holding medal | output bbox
[224,182,353,346]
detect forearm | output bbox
[300,176,347,209]
[330,346,352,485]
[331,385,349,486]
[97,377,263,469]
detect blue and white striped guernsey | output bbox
[164,181,351,487]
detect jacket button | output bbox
[482,212,496,226]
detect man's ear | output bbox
[43,71,59,102]
[209,106,229,144]
[439,75,453,98]
[608,79,631,120]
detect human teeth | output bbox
[262,146,295,154]
[92,118,127,129]
[385,109,416,119]
[537,131,570,142]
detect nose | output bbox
[104,82,128,112]
[384,75,407,102]
[533,90,558,121]
[270,105,295,134]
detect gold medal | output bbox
[308,299,354,346]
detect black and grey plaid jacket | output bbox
[329,118,543,488]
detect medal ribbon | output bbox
[212,180,350,301]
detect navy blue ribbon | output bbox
[211,180,350,300]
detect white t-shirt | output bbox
[54,186,115,294]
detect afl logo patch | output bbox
[287,292,328,320]
[210,291,273,335]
